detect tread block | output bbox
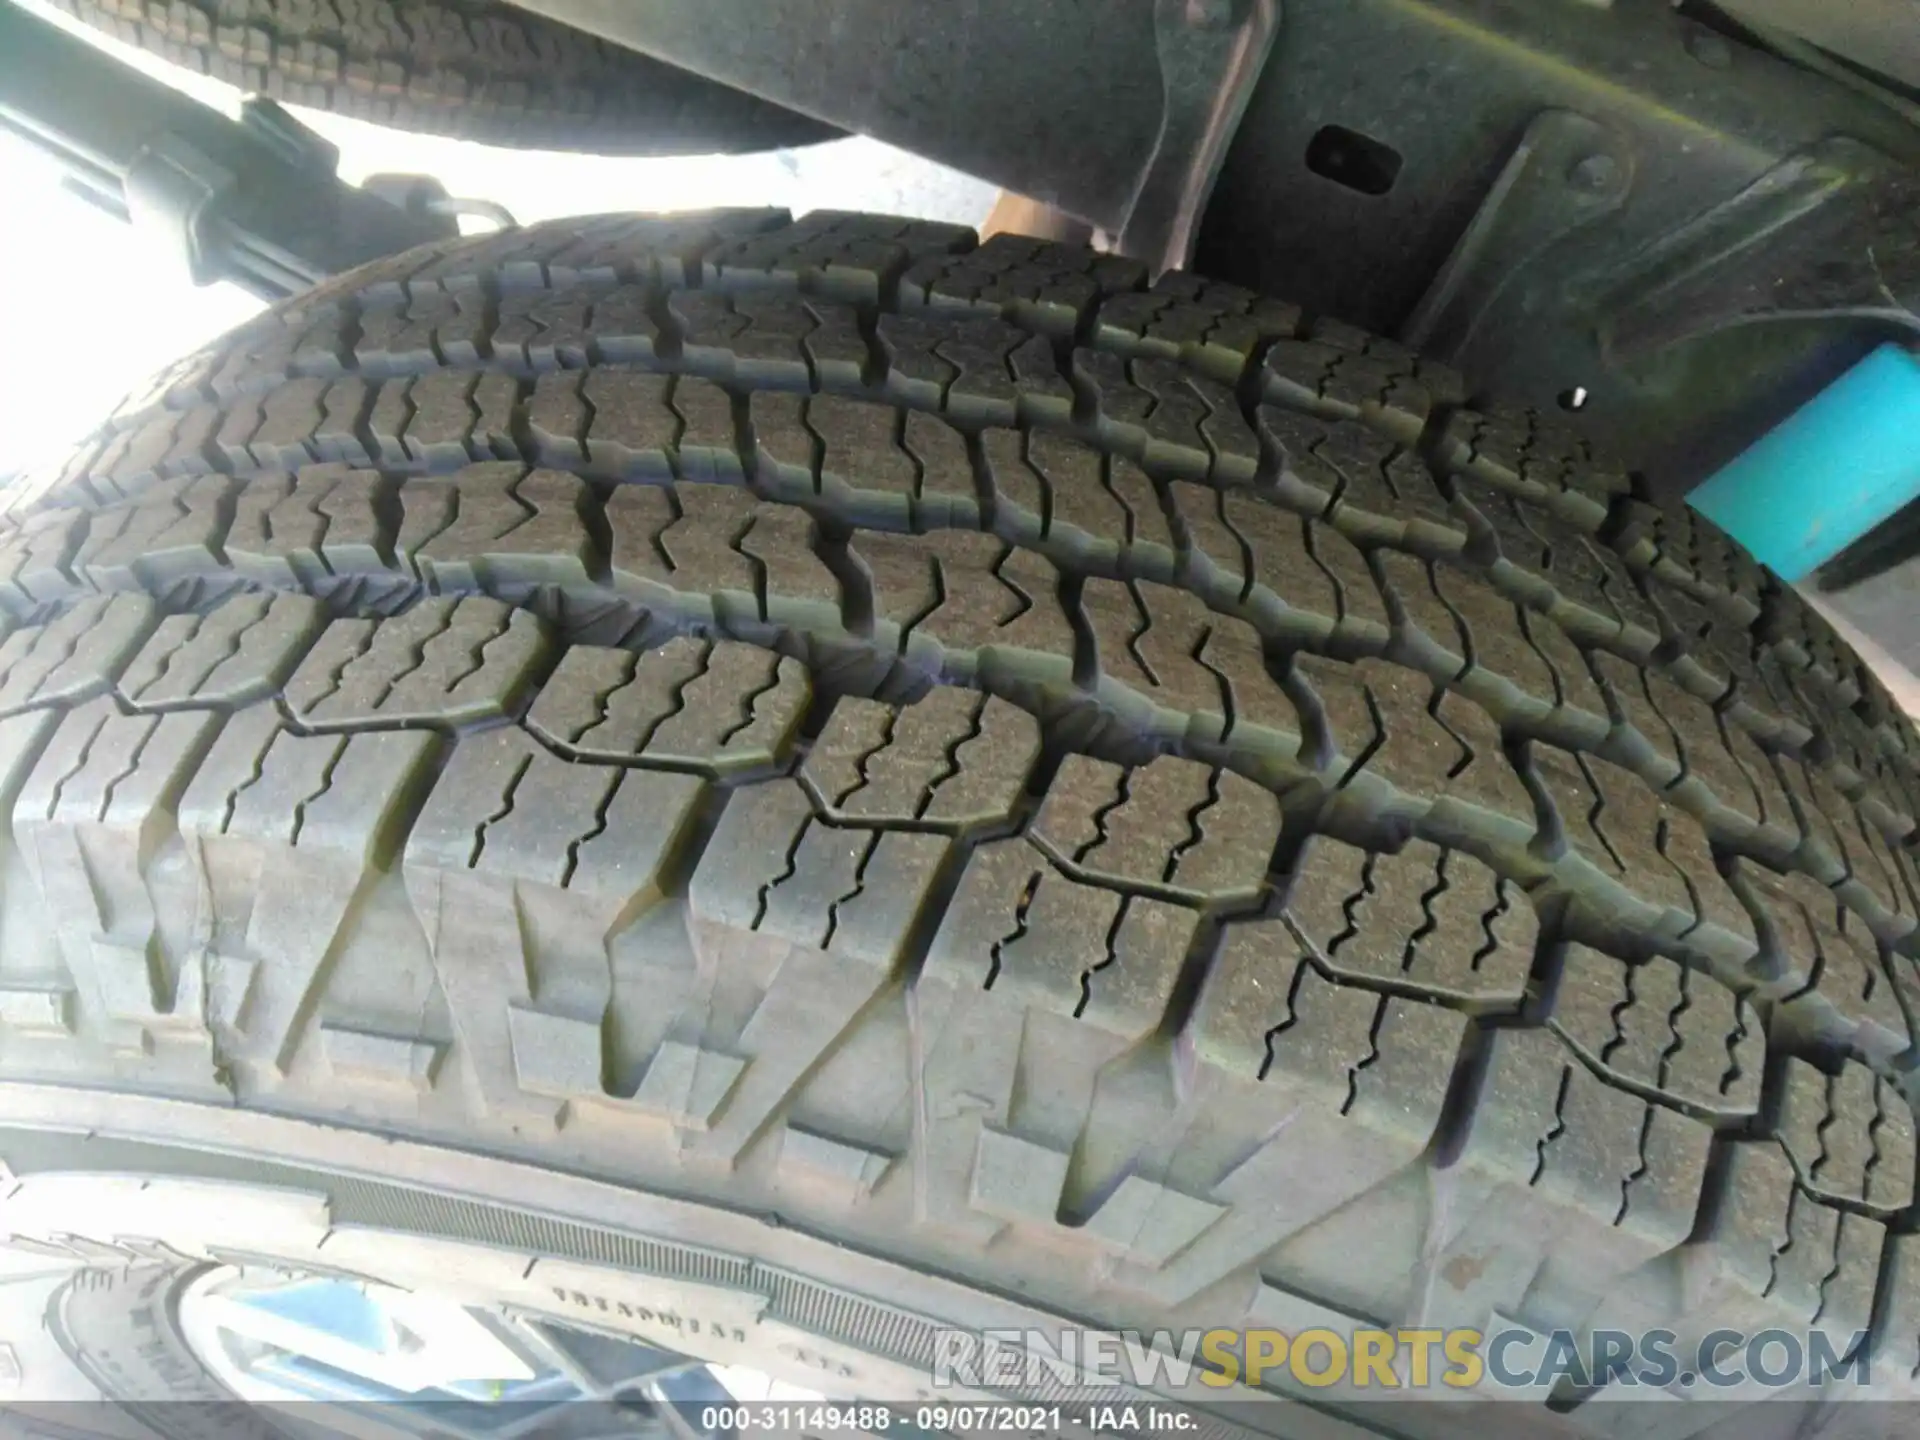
[911,851,1221,1266]
[1545,946,1763,1120]
[670,290,857,389]
[1419,1025,1711,1333]
[1822,701,1918,827]
[1375,549,1472,670]
[1086,941,1468,1303]
[556,368,645,476]
[1193,931,1467,1133]
[206,303,347,401]
[777,1128,893,1203]
[606,482,744,613]
[1308,320,1467,402]
[901,233,1147,338]
[608,485,844,631]
[227,465,394,584]
[284,597,552,729]
[524,371,584,471]
[405,465,598,591]
[1296,656,1534,823]
[690,778,950,970]
[0,594,156,718]
[1093,271,1299,382]
[177,714,439,1078]
[408,726,701,892]
[1431,562,1605,727]
[1648,579,1814,754]
[1073,352,1260,484]
[1771,1057,1914,1215]
[492,284,600,373]
[802,299,879,397]
[984,431,1171,570]
[1480,494,1665,658]
[1287,836,1538,1010]
[571,370,703,480]
[1766,594,1860,703]
[1534,745,1755,954]
[870,311,957,411]
[558,210,794,291]
[1748,865,1909,1067]
[1591,651,1800,849]
[119,593,325,710]
[856,529,1076,684]
[1077,1174,1230,1268]
[1437,405,1629,529]
[1029,754,1280,907]
[90,408,186,497]
[1081,578,1300,756]
[320,1023,446,1091]
[74,474,231,590]
[800,690,1037,834]
[14,697,222,1050]
[1508,616,1611,748]
[703,210,975,305]
[310,379,377,464]
[1773,752,1861,888]
[0,508,88,609]
[924,838,1195,1036]
[404,727,706,1119]
[106,343,222,431]
[401,372,490,468]
[1612,499,1765,627]
[402,210,793,294]
[1685,1139,1886,1343]
[967,1128,1073,1228]
[1776,752,1920,946]
[1168,480,1388,650]
[629,1040,749,1132]
[681,777,949,1163]
[1261,339,1445,448]
[528,638,808,774]
[179,706,436,860]
[755,392,980,528]
[0,986,74,1036]
[929,317,1075,428]
[1260,409,1463,548]
[355,287,490,377]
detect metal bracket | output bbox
[1577,137,1905,354]
[1401,109,1635,374]
[1115,0,1283,273]
[121,134,239,287]
[0,0,463,300]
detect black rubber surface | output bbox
[6,209,1920,1429]
[50,0,841,153]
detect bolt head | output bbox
[1569,153,1620,192]
[1185,0,1239,29]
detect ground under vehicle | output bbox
[3,3,1920,1438]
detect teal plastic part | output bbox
[1689,343,1920,583]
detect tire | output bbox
[5,207,1920,1437]
[49,0,840,155]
